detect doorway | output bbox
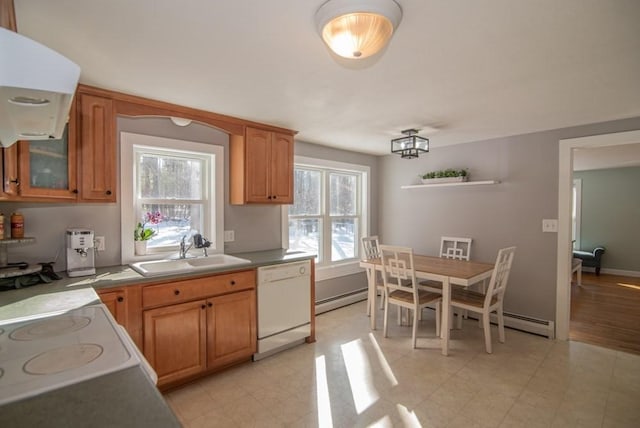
[556,129,640,341]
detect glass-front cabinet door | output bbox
[17,121,78,200]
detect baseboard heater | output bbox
[314,291,555,339]
[315,289,368,315]
[467,311,555,339]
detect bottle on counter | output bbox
[0,212,4,239]
[11,212,24,239]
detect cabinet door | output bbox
[270,132,294,204]
[98,289,128,326]
[143,300,207,386]
[207,289,256,369]
[1,144,18,198]
[245,127,271,203]
[16,121,78,200]
[78,94,116,202]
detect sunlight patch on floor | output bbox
[618,282,640,291]
[368,332,398,387]
[397,404,422,427]
[341,338,379,414]
[315,355,333,428]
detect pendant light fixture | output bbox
[391,129,429,159]
[315,0,403,59]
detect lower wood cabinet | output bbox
[143,299,207,385]
[97,288,128,326]
[206,290,256,369]
[142,282,256,387]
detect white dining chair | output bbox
[379,245,442,349]
[449,246,516,353]
[361,235,384,316]
[419,237,473,323]
[420,236,473,293]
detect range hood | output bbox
[0,27,80,147]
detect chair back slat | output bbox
[379,245,417,298]
[440,237,472,261]
[361,235,381,260]
[484,246,516,306]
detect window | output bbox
[120,132,223,263]
[285,156,369,279]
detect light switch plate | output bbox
[223,230,235,242]
[542,219,558,233]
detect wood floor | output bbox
[571,271,640,355]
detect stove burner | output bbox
[23,344,103,375]
[10,316,91,341]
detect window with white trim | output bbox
[285,156,369,276]
[120,132,224,263]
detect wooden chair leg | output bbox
[482,312,492,353]
[412,307,419,349]
[435,302,441,337]
[498,310,505,343]
[383,300,389,338]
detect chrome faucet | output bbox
[179,235,192,259]
[193,233,211,257]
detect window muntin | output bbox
[288,163,366,267]
[135,147,210,252]
[120,132,223,264]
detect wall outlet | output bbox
[223,230,235,242]
[95,236,106,251]
[542,219,558,233]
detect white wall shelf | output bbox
[401,180,500,189]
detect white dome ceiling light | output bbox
[315,0,403,59]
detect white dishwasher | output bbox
[254,260,311,360]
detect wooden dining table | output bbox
[359,254,495,356]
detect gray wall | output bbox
[378,117,640,322]
[574,166,640,272]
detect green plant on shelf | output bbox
[420,168,468,180]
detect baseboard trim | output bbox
[467,312,555,339]
[590,268,640,278]
[315,290,368,315]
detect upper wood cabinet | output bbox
[77,92,116,202]
[0,90,117,202]
[230,126,294,205]
[2,102,78,200]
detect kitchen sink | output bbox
[130,254,252,277]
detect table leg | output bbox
[368,267,377,330]
[441,277,450,356]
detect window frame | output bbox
[120,132,224,264]
[282,156,369,281]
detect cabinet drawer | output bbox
[142,270,256,308]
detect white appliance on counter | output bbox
[66,229,96,277]
[0,304,156,405]
[254,260,311,360]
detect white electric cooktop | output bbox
[0,304,143,405]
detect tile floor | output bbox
[165,301,640,427]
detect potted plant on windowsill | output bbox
[134,211,162,255]
[420,168,468,184]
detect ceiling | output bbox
[13,0,640,155]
